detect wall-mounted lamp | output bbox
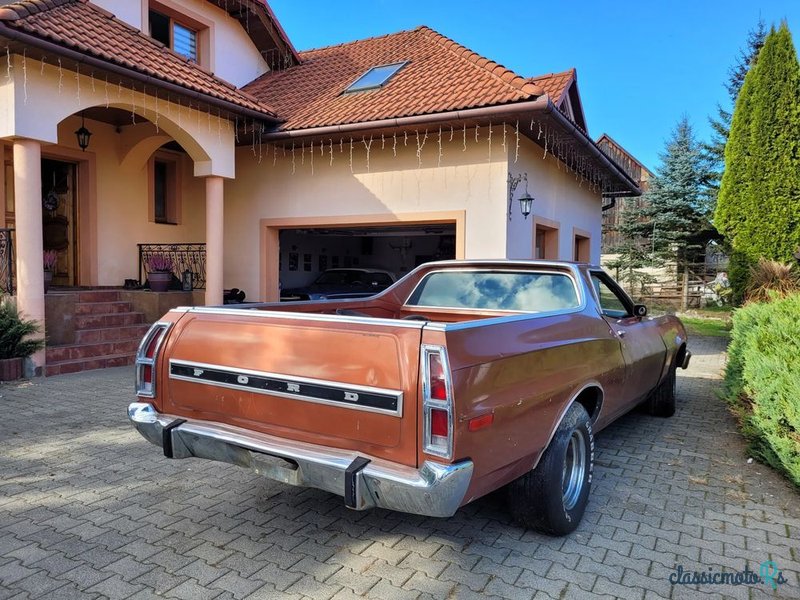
[75,112,92,151]
[508,172,534,220]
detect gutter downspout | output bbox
[261,97,639,196]
[0,23,280,124]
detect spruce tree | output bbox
[716,23,800,264]
[631,118,712,266]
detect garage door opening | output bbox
[278,224,456,297]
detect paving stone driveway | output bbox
[0,335,798,600]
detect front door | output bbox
[41,158,78,287]
[590,271,666,412]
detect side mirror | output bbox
[633,304,648,318]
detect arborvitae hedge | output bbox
[723,293,800,488]
[716,23,800,269]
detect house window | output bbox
[344,62,407,93]
[149,8,198,62]
[149,154,180,225]
[574,233,590,262]
[534,220,559,259]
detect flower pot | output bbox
[148,271,172,292]
[0,357,23,381]
[43,270,53,293]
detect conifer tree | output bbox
[617,117,712,271]
[704,20,766,205]
[716,23,800,264]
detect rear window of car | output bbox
[406,270,580,312]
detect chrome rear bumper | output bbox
[127,402,472,518]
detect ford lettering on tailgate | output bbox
[169,359,403,416]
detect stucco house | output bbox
[0,0,640,375]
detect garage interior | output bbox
[278,225,456,289]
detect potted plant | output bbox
[146,253,173,292]
[0,297,45,381]
[43,249,58,293]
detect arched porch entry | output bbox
[1,52,237,372]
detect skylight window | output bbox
[344,62,407,93]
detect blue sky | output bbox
[269,0,800,173]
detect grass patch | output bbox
[679,316,731,338]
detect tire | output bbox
[508,403,594,536]
[646,365,676,418]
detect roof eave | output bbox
[0,21,280,123]
[260,98,639,196]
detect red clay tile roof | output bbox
[0,0,277,118]
[244,26,545,131]
[529,69,575,105]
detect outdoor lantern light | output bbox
[75,112,92,151]
[518,192,534,219]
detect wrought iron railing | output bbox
[0,228,13,295]
[138,243,206,290]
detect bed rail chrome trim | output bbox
[168,359,404,417]
[182,306,426,329]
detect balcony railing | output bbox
[138,243,206,290]
[0,228,13,295]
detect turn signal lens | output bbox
[428,353,447,400]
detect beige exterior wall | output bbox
[93,0,269,87]
[507,131,602,264]
[225,131,511,300]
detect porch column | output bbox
[13,139,45,372]
[205,176,224,306]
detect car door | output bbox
[589,271,667,413]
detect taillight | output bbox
[135,322,171,398]
[422,345,453,459]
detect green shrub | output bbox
[723,293,800,487]
[0,297,45,360]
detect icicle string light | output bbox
[487,122,492,160]
[381,133,385,150]
[463,124,467,151]
[6,46,11,81]
[363,135,373,171]
[449,126,454,142]
[310,141,314,174]
[22,49,27,104]
[57,58,63,93]
[404,131,408,146]
[349,137,354,173]
[415,129,428,167]
[329,139,334,166]
[437,127,443,168]
[291,142,296,173]
[514,120,520,164]
[90,71,95,93]
[501,122,506,153]
[301,142,305,165]
[75,62,80,102]
[40,56,45,76]
[392,132,397,157]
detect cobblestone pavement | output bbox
[0,335,798,600]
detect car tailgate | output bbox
[157,309,423,467]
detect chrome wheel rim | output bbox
[562,429,586,511]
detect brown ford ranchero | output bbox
[128,260,690,535]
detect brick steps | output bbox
[45,353,136,377]
[45,291,148,377]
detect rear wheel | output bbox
[646,365,676,417]
[508,403,593,535]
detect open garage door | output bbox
[279,224,456,300]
